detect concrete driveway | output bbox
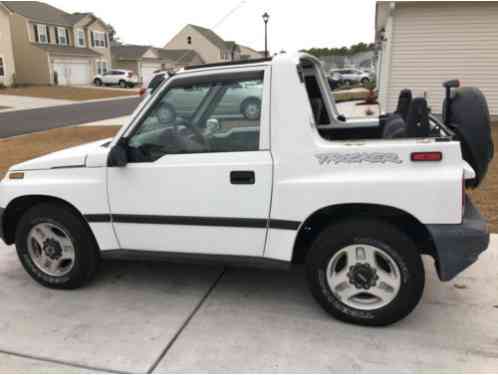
[0,237,497,373]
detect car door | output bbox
[107,68,273,256]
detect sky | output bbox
[46,0,377,53]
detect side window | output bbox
[0,57,4,77]
[127,72,264,163]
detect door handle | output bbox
[230,171,255,185]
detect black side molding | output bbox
[84,214,301,231]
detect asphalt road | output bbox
[0,97,142,139]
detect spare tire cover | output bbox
[448,87,494,188]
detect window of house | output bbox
[36,24,48,44]
[57,27,68,46]
[127,72,264,163]
[0,57,5,77]
[76,29,85,47]
[92,31,107,48]
[96,61,108,75]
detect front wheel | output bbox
[119,80,127,88]
[306,219,425,326]
[94,78,103,87]
[15,203,100,289]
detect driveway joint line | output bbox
[146,268,227,373]
[0,348,126,374]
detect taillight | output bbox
[127,72,132,78]
[411,152,443,162]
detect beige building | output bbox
[164,24,262,64]
[0,1,112,86]
[112,45,203,82]
[376,1,498,115]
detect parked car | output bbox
[0,54,491,327]
[331,68,370,86]
[139,70,170,97]
[94,70,138,88]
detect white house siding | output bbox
[380,2,498,115]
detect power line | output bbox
[169,0,248,68]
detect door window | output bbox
[127,72,264,162]
[0,57,4,77]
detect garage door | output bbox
[53,61,91,86]
[141,63,161,83]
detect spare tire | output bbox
[447,87,494,188]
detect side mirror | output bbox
[206,118,221,133]
[107,139,128,167]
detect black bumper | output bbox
[427,197,490,281]
[0,206,4,243]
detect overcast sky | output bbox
[46,0,377,52]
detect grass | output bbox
[0,86,136,101]
[0,126,120,178]
[0,124,497,232]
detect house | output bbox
[376,1,498,115]
[164,24,262,64]
[0,1,112,86]
[239,44,264,60]
[111,45,203,82]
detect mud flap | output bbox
[427,197,490,281]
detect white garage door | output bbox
[53,61,91,86]
[141,63,161,83]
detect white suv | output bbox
[94,69,138,88]
[331,68,371,85]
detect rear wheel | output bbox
[241,98,261,120]
[94,78,102,87]
[361,77,370,85]
[119,80,127,88]
[306,219,425,326]
[15,203,99,289]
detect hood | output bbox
[10,139,112,172]
[447,87,494,188]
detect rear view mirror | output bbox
[107,139,128,167]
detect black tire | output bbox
[119,80,127,89]
[361,78,370,85]
[240,98,261,120]
[127,83,135,88]
[15,203,100,290]
[306,219,425,326]
[94,78,103,87]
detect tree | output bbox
[300,42,376,57]
[107,24,122,46]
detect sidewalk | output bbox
[0,235,497,372]
[0,94,74,113]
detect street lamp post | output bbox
[262,12,270,58]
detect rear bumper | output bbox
[427,197,489,281]
[0,206,4,243]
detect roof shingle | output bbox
[2,1,94,26]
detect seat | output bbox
[405,97,431,138]
[382,89,413,138]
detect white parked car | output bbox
[331,68,371,85]
[0,54,492,326]
[94,69,138,88]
